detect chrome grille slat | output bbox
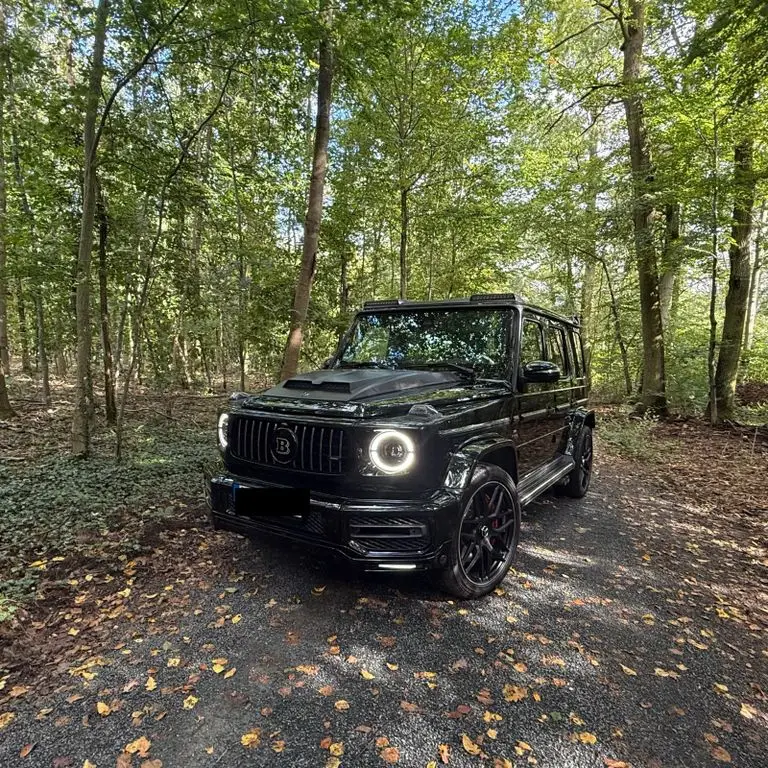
[231,417,348,475]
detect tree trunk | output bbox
[72,0,108,456]
[599,258,632,396]
[0,3,8,377]
[580,259,597,384]
[620,0,668,415]
[35,292,50,405]
[14,277,31,373]
[97,187,116,424]
[0,367,11,416]
[659,201,681,334]
[742,199,764,367]
[279,0,333,381]
[399,187,408,299]
[714,139,755,419]
[707,113,720,426]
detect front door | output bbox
[515,313,560,478]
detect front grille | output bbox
[348,516,430,553]
[231,417,349,475]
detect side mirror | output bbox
[321,357,334,370]
[521,360,560,383]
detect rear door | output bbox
[546,320,575,415]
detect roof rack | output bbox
[469,292,523,303]
[362,298,411,309]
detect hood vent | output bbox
[283,378,352,394]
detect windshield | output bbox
[336,308,510,378]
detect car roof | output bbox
[360,294,580,328]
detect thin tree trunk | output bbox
[399,187,408,299]
[14,277,31,373]
[599,257,632,396]
[34,292,50,405]
[0,367,11,416]
[707,112,720,426]
[97,187,116,424]
[619,0,668,415]
[72,0,108,457]
[659,201,681,334]
[714,138,755,420]
[0,3,9,377]
[742,199,764,365]
[279,0,333,381]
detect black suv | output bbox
[205,294,594,598]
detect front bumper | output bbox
[204,463,460,571]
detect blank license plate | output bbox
[235,486,309,517]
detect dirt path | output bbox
[1,457,766,768]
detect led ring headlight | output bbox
[217,413,230,450]
[369,430,416,474]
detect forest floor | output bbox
[0,385,767,768]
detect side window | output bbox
[520,318,544,368]
[547,324,568,376]
[570,330,583,377]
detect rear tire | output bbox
[437,463,521,599]
[564,425,593,498]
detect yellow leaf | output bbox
[714,683,728,694]
[212,657,228,666]
[494,759,513,768]
[212,663,226,674]
[329,742,344,756]
[427,763,438,768]
[361,669,375,680]
[532,691,542,702]
[502,683,528,702]
[224,668,236,679]
[386,662,399,671]
[125,736,151,757]
[577,731,597,745]
[271,740,286,753]
[83,761,97,768]
[711,746,732,763]
[232,614,242,624]
[483,710,503,723]
[296,664,318,675]
[487,728,498,739]
[241,728,261,748]
[740,702,757,719]
[326,758,341,768]
[438,743,451,763]
[620,665,637,676]
[461,734,482,755]
[204,747,214,755]
[68,628,79,636]
[145,677,157,691]
[334,700,350,711]
[96,702,111,716]
[167,658,180,668]
[183,695,198,710]
[515,740,532,755]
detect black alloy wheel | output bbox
[438,463,521,598]
[565,425,593,498]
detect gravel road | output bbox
[1,459,765,768]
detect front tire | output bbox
[564,425,593,498]
[438,463,521,599]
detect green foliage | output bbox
[598,414,675,462]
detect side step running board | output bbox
[518,455,575,507]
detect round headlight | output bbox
[217,413,230,450]
[369,430,416,474]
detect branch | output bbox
[538,19,609,56]
[595,1,627,41]
[92,0,194,159]
[545,82,621,133]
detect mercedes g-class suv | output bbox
[205,294,594,598]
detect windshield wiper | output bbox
[337,360,396,370]
[402,362,477,379]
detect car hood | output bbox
[239,368,508,419]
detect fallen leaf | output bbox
[620,665,637,676]
[271,740,286,753]
[576,731,597,745]
[603,759,630,768]
[380,746,400,763]
[386,662,399,671]
[487,729,498,739]
[241,728,261,748]
[334,700,350,711]
[320,737,332,749]
[326,759,341,768]
[141,761,163,768]
[483,710,503,723]
[212,663,226,674]
[375,737,390,748]
[714,683,729,694]
[145,677,157,692]
[116,756,131,768]
[400,701,421,713]
[296,664,318,675]
[224,668,236,679]
[231,614,242,624]
[461,734,482,755]
[125,736,152,757]
[329,742,344,756]
[167,658,180,668]
[84,761,97,768]
[493,759,513,768]
[740,702,757,719]
[183,695,198,710]
[360,669,375,680]
[438,743,451,763]
[502,684,528,702]
[514,741,532,755]
[319,686,334,696]
[711,746,731,763]
[19,744,35,758]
